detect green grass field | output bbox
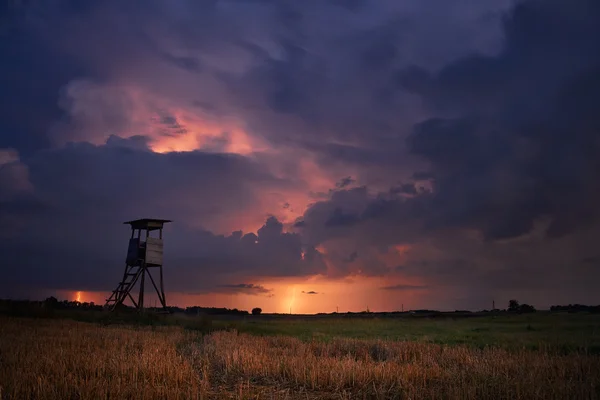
[215,313,600,353]
[5,304,600,352]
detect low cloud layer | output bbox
[215,284,274,297]
[381,284,428,292]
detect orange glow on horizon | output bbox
[166,274,429,314]
[54,272,431,313]
[54,290,104,305]
[286,285,297,314]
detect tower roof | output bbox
[124,218,172,230]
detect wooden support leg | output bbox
[138,266,145,312]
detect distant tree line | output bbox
[181,306,249,316]
[550,304,600,313]
[0,297,105,313]
[2,297,600,317]
[0,298,252,316]
[507,299,536,314]
[43,296,104,310]
[115,305,251,316]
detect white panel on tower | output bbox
[145,237,164,265]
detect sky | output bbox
[1,0,599,313]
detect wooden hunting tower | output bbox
[105,218,171,312]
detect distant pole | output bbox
[493,300,495,310]
[289,306,291,315]
[402,304,404,312]
[336,306,339,313]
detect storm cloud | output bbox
[1,0,599,310]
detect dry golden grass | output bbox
[2,316,600,399]
[184,331,600,399]
[0,317,203,399]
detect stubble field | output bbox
[1,314,599,399]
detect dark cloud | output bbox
[336,176,355,189]
[216,284,273,296]
[344,251,358,263]
[155,114,188,137]
[398,0,600,241]
[0,142,325,294]
[288,0,600,303]
[582,257,599,265]
[381,284,428,291]
[298,0,600,245]
[0,2,87,154]
[390,183,417,196]
[160,53,202,74]
[299,186,426,250]
[1,0,600,309]
[325,208,360,227]
[0,0,513,191]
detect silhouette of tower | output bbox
[105,218,171,312]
